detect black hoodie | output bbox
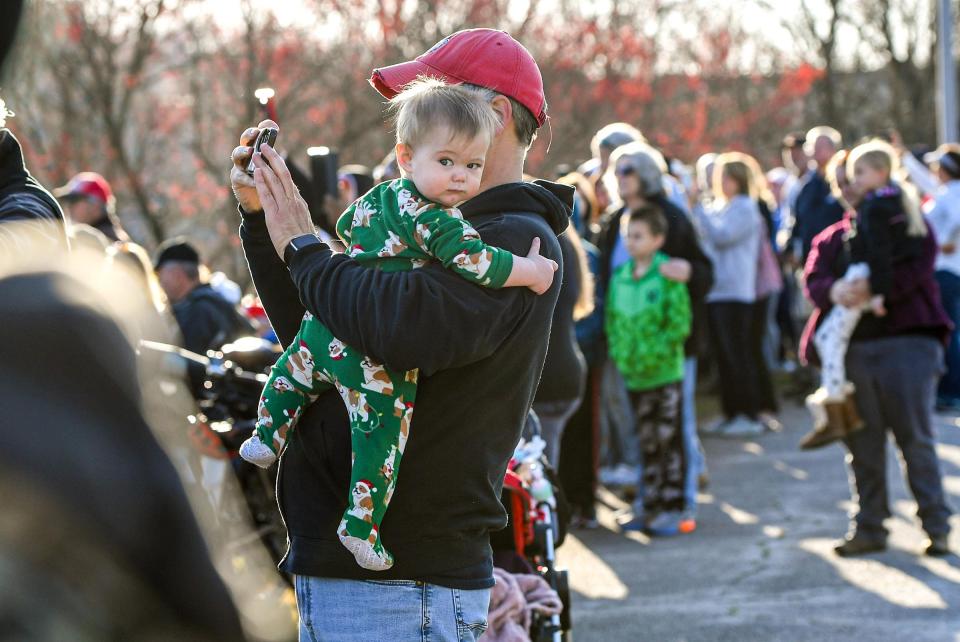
[240,180,571,589]
[0,128,67,251]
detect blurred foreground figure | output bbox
[0,270,245,641]
[0,0,66,253]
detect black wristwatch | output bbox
[283,233,323,267]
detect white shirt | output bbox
[925,180,960,276]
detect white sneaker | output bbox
[719,415,764,438]
[599,463,640,487]
[701,417,729,435]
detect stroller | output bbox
[492,414,573,641]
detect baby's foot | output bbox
[338,518,394,571]
[239,434,277,468]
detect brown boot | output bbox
[800,393,847,450]
[843,393,865,434]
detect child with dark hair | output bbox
[606,204,693,535]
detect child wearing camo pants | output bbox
[239,78,557,571]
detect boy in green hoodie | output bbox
[606,204,693,536]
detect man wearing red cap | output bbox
[231,29,570,640]
[55,171,128,243]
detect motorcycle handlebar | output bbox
[138,340,267,385]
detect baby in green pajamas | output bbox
[239,78,557,571]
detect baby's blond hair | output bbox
[848,139,926,237]
[389,77,499,149]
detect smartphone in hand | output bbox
[246,128,279,176]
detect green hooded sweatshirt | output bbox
[605,252,691,391]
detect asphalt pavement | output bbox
[557,401,960,642]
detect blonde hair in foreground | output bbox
[848,139,926,238]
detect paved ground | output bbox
[557,401,960,642]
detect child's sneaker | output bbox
[646,511,694,537]
[617,510,648,532]
[719,415,764,438]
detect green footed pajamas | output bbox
[239,311,418,571]
[240,177,514,571]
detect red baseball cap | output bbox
[54,172,114,205]
[370,28,547,127]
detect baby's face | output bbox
[402,127,489,207]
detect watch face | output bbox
[286,235,319,265]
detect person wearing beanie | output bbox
[154,237,252,363]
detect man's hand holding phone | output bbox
[230,119,316,258]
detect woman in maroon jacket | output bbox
[801,153,953,557]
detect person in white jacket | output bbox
[903,144,960,408]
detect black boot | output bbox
[834,531,887,557]
[925,533,952,557]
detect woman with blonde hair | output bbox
[695,152,767,436]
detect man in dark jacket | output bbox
[230,29,569,640]
[789,126,845,263]
[154,238,252,357]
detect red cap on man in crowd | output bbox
[54,172,115,208]
[369,28,547,127]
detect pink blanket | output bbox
[480,568,563,642]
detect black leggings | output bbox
[708,301,769,420]
[751,296,778,413]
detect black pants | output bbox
[629,382,686,514]
[708,301,763,420]
[751,296,778,413]
[559,367,601,519]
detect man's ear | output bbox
[490,95,512,137]
[396,143,415,174]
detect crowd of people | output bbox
[1,8,956,640]
[549,122,955,557]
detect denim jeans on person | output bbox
[935,270,960,403]
[294,575,490,642]
[682,357,705,516]
[843,336,953,539]
[600,359,640,468]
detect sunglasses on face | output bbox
[614,165,636,177]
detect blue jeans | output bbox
[600,359,639,467]
[935,270,960,401]
[294,576,490,642]
[682,357,705,515]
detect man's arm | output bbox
[665,212,713,304]
[288,217,553,375]
[901,152,940,197]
